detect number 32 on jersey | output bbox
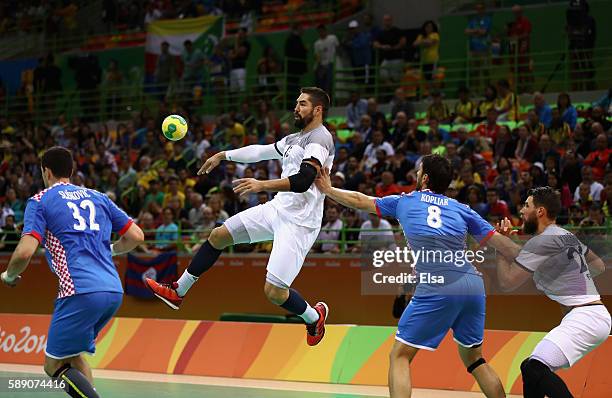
[67,200,100,231]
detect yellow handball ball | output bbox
[162,114,188,141]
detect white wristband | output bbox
[111,244,117,257]
[1,271,16,283]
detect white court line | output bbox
[0,363,521,398]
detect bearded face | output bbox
[522,207,539,234]
[294,109,314,129]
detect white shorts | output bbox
[535,305,611,367]
[224,201,320,287]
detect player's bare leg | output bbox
[146,225,234,309]
[388,341,418,398]
[458,344,506,398]
[44,355,99,397]
[264,281,328,346]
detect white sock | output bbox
[176,271,199,297]
[300,305,320,324]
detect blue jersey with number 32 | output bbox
[375,190,494,278]
[22,182,133,298]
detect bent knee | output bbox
[264,283,288,305]
[208,226,232,249]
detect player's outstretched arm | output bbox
[489,218,531,291]
[198,144,283,175]
[233,160,319,196]
[1,235,39,287]
[111,223,145,256]
[315,168,377,214]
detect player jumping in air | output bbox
[1,146,144,398]
[316,154,520,398]
[145,87,335,346]
[496,187,610,398]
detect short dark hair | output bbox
[301,87,331,118]
[528,186,561,220]
[41,146,73,178]
[421,154,452,194]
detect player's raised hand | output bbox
[233,178,264,196]
[496,217,516,236]
[197,151,225,175]
[1,271,21,288]
[315,167,332,194]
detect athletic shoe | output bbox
[306,302,329,346]
[144,278,183,310]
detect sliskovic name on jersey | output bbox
[58,189,91,200]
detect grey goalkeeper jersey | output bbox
[515,224,601,306]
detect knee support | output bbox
[467,357,486,374]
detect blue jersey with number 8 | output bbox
[374,190,494,278]
[22,182,133,298]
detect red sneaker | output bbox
[306,302,329,346]
[144,278,183,310]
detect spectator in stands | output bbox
[514,124,538,163]
[188,193,205,229]
[144,1,162,25]
[334,147,349,174]
[390,111,409,147]
[485,187,512,220]
[426,91,450,122]
[547,107,572,145]
[566,0,596,91]
[579,202,606,230]
[534,134,559,167]
[155,41,176,100]
[474,108,500,144]
[229,28,250,93]
[584,134,610,182]
[465,3,492,92]
[343,19,373,85]
[144,179,164,215]
[507,5,532,92]
[341,208,362,252]
[389,87,415,120]
[426,117,450,143]
[155,207,179,250]
[366,97,387,135]
[313,24,339,96]
[317,205,343,254]
[477,84,497,121]
[495,79,518,121]
[363,130,394,171]
[413,20,440,95]
[547,172,573,210]
[0,214,18,252]
[162,175,185,208]
[356,114,374,143]
[525,109,545,138]
[466,185,487,218]
[346,91,368,129]
[533,92,552,128]
[344,156,366,191]
[207,194,229,223]
[454,86,476,123]
[357,213,396,252]
[181,39,204,94]
[70,53,102,122]
[574,166,604,202]
[373,15,406,90]
[284,23,307,105]
[557,92,578,130]
[457,167,485,203]
[4,188,24,224]
[371,150,392,182]
[376,170,403,196]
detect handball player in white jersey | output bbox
[496,186,610,398]
[146,87,335,346]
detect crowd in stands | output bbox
[0,85,610,254]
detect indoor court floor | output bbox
[1,364,521,398]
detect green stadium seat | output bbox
[336,129,353,142]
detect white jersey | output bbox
[515,224,600,306]
[270,124,335,228]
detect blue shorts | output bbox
[46,292,122,360]
[396,276,485,350]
